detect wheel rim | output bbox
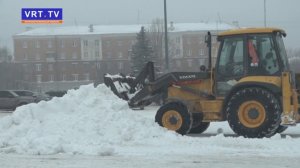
[162,110,183,131]
[238,101,266,128]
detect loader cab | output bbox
[214,28,288,96]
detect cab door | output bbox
[215,36,246,96]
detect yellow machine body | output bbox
[167,28,299,124]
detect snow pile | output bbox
[0,84,177,155]
[0,84,300,157]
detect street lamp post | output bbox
[164,0,169,72]
[264,0,267,27]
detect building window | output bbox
[36,64,42,71]
[187,59,193,67]
[106,52,112,58]
[72,41,77,47]
[49,75,54,82]
[95,51,100,57]
[198,59,205,66]
[60,52,66,59]
[84,40,88,47]
[60,40,64,48]
[22,64,28,73]
[118,62,124,70]
[198,37,204,44]
[72,74,79,81]
[24,53,28,60]
[117,41,122,46]
[96,62,101,69]
[35,53,40,60]
[199,49,204,56]
[84,52,88,58]
[176,60,181,67]
[176,37,181,43]
[36,75,42,83]
[187,50,192,57]
[24,75,29,81]
[106,41,111,46]
[176,49,180,55]
[118,52,123,58]
[186,39,191,45]
[22,41,27,48]
[95,40,100,46]
[48,64,53,71]
[83,73,90,81]
[72,52,77,59]
[35,40,40,48]
[62,74,66,81]
[106,62,110,69]
[48,40,52,48]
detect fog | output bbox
[0,0,299,50]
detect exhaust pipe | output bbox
[205,31,212,70]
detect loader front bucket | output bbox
[103,62,157,108]
[103,73,135,101]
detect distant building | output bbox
[13,22,234,92]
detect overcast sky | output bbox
[0,0,299,51]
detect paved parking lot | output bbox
[0,111,12,118]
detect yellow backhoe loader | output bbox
[104,28,300,138]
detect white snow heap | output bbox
[0,84,178,155]
[0,84,300,156]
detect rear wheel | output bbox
[155,102,192,135]
[226,87,281,138]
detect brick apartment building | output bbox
[13,22,234,92]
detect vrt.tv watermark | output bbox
[21,8,63,24]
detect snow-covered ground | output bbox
[0,84,300,168]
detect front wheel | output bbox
[155,102,192,135]
[226,87,281,138]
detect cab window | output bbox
[217,37,244,78]
[276,33,289,71]
[247,35,279,75]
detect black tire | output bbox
[226,87,281,138]
[189,122,210,134]
[276,125,288,133]
[155,102,192,135]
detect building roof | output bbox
[218,27,286,37]
[15,22,235,37]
